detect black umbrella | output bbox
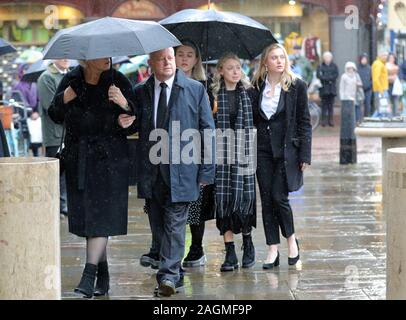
[21,60,79,82]
[42,17,181,60]
[0,38,16,56]
[160,9,277,61]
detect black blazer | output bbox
[250,78,312,192]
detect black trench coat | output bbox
[250,78,312,192]
[49,66,134,237]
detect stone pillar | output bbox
[382,138,406,211]
[386,148,406,299]
[0,157,61,300]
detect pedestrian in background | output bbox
[0,119,9,157]
[339,62,360,165]
[37,59,70,215]
[357,54,373,118]
[175,40,215,268]
[251,43,312,269]
[317,52,339,127]
[26,111,42,157]
[387,53,401,116]
[371,52,389,116]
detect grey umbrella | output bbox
[0,38,16,56]
[42,17,181,60]
[160,9,277,61]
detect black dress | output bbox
[215,89,256,235]
[49,66,134,237]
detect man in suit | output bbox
[118,47,215,297]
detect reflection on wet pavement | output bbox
[61,127,385,300]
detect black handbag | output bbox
[55,123,66,175]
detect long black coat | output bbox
[317,62,339,97]
[48,66,134,237]
[250,78,312,192]
[0,120,10,157]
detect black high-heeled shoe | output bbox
[288,239,300,266]
[262,251,280,269]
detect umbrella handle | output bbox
[110,57,115,86]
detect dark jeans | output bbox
[321,95,335,126]
[256,155,295,245]
[364,89,373,117]
[30,143,42,157]
[147,173,190,285]
[46,146,68,212]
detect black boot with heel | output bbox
[242,234,256,268]
[94,260,110,296]
[74,263,97,298]
[220,242,239,272]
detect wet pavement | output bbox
[61,126,386,300]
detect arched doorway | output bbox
[112,0,167,20]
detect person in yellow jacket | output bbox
[371,52,389,116]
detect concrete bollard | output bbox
[386,148,406,299]
[0,157,61,300]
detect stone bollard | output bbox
[0,157,61,300]
[386,148,406,299]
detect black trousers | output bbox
[146,173,189,284]
[256,154,295,245]
[46,146,68,213]
[321,95,335,126]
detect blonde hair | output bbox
[252,43,297,91]
[211,52,251,98]
[175,42,206,81]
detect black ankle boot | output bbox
[220,242,239,272]
[94,261,110,296]
[242,235,255,268]
[183,245,206,267]
[74,263,97,298]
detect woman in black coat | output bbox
[49,58,134,298]
[317,52,339,127]
[251,43,312,269]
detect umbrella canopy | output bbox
[42,17,181,60]
[160,9,277,61]
[0,38,16,56]
[21,59,78,82]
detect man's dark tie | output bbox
[156,82,168,129]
